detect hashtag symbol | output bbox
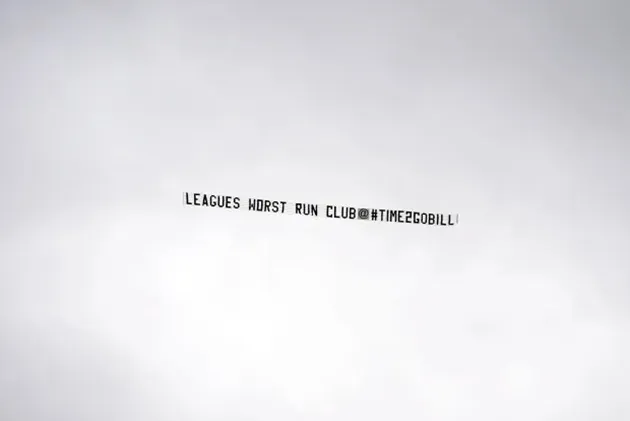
[371,209,378,221]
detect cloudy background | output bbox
[1,1,629,420]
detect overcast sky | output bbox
[1,1,629,420]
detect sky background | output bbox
[1,1,629,420]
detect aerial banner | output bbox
[183,192,460,226]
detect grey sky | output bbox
[1,1,629,420]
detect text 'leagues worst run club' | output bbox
[183,192,459,227]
